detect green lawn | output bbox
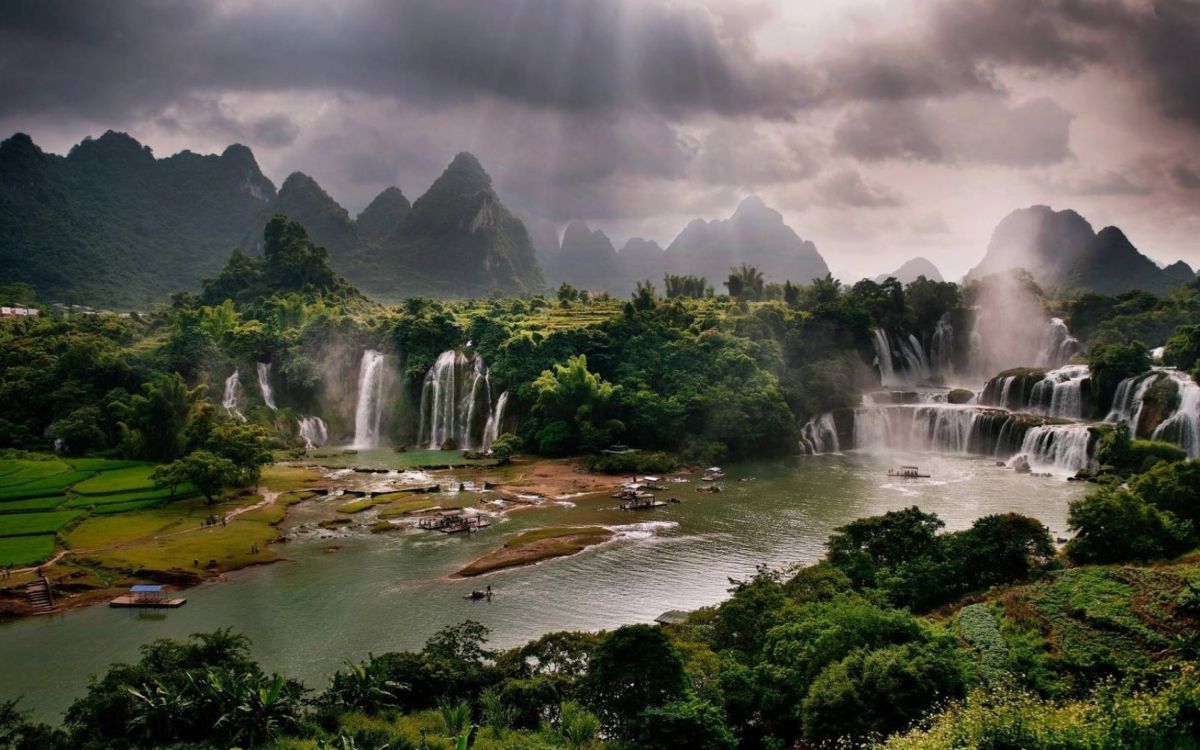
[71,465,159,495]
[0,535,56,566]
[0,510,83,537]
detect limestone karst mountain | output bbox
[966,205,1188,294]
[876,257,944,284]
[0,132,543,304]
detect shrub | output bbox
[1067,487,1193,563]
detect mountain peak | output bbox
[732,194,775,221]
[968,206,1183,294]
[444,152,491,186]
[357,186,411,244]
[877,256,943,284]
[221,143,257,164]
[69,130,154,164]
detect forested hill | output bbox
[0,133,544,307]
[0,132,276,308]
[966,205,1194,295]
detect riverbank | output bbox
[453,526,616,577]
[0,454,627,623]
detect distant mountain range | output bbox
[2,133,1194,306]
[544,195,831,295]
[965,205,1193,295]
[0,132,542,306]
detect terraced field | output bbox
[0,457,197,567]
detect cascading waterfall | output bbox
[798,413,840,454]
[1012,424,1096,475]
[800,405,1031,459]
[482,391,509,451]
[1028,365,1089,419]
[1151,370,1200,458]
[872,329,931,386]
[1036,318,1080,369]
[352,350,385,450]
[297,417,328,450]
[222,370,245,421]
[256,362,277,410]
[931,316,954,380]
[1105,371,1159,427]
[419,348,509,451]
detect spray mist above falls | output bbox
[418,348,508,451]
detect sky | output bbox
[2,0,1198,280]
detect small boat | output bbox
[701,466,725,481]
[696,485,722,494]
[463,589,494,601]
[887,465,930,479]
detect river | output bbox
[0,451,1085,722]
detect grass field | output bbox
[0,457,319,581]
[0,495,68,513]
[0,510,82,537]
[71,465,159,495]
[0,535,56,566]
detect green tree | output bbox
[632,280,657,311]
[826,507,945,588]
[1163,323,1200,373]
[117,373,206,461]
[47,406,107,455]
[1131,459,1200,527]
[585,624,687,734]
[725,264,764,301]
[801,639,967,745]
[160,450,241,506]
[488,433,522,464]
[1089,341,1151,410]
[631,697,735,750]
[1067,486,1193,563]
[204,420,273,486]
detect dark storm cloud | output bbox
[1174,165,1200,190]
[926,0,1200,129]
[153,97,299,147]
[833,97,1074,167]
[814,169,903,208]
[0,0,821,122]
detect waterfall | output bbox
[872,328,931,387]
[798,413,840,454]
[931,315,954,380]
[482,391,509,451]
[352,350,385,450]
[1151,346,1165,362]
[298,417,328,450]
[1028,365,1090,419]
[256,362,277,410]
[1036,318,1080,368]
[872,329,898,387]
[222,370,245,421]
[1105,372,1159,428]
[804,405,1030,458]
[1151,370,1200,458]
[419,349,508,451]
[1012,424,1096,475]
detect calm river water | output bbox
[0,451,1085,721]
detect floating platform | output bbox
[109,595,187,609]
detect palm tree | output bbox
[725,264,765,301]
